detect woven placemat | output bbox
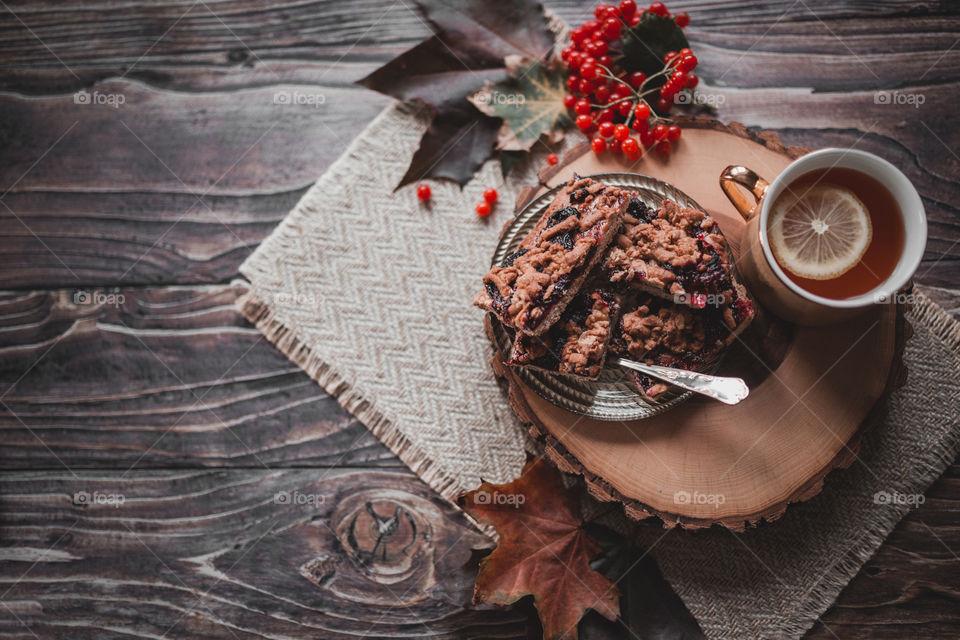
[237,100,960,639]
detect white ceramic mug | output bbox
[720,148,927,325]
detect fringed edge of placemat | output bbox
[235,285,469,508]
[784,289,960,639]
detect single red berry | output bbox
[563,93,577,110]
[483,188,498,204]
[653,123,668,140]
[576,114,593,132]
[597,55,614,68]
[592,40,609,57]
[571,27,588,45]
[578,78,596,94]
[598,121,616,138]
[574,99,592,115]
[594,4,613,19]
[648,2,669,17]
[677,55,698,72]
[613,124,630,141]
[621,137,640,155]
[685,73,699,89]
[416,184,431,201]
[601,18,622,40]
[631,116,648,131]
[629,12,642,26]
[633,102,651,120]
[617,100,633,117]
[657,97,672,113]
[620,0,637,17]
[667,124,682,141]
[561,46,575,62]
[640,127,656,146]
[583,19,600,33]
[546,153,559,165]
[591,136,607,154]
[680,48,693,57]
[476,202,491,217]
[664,50,679,65]
[598,107,616,123]
[566,75,580,92]
[674,11,690,27]
[612,84,633,100]
[656,140,672,156]
[609,139,622,153]
[567,51,583,68]
[629,71,647,88]
[579,56,597,74]
[672,71,688,87]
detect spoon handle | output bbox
[612,357,750,405]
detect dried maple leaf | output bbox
[470,57,571,152]
[358,35,506,114]
[357,0,556,186]
[416,0,555,64]
[460,458,620,640]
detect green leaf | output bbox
[470,58,572,152]
[621,13,690,79]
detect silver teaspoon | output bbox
[611,357,750,405]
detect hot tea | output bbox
[768,167,905,300]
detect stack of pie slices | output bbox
[475,175,756,401]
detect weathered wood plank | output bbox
[0,2,957,288]
[0,467,528,639]
[1,79,957,288]
[807,463,960,639]
[0,285,397,469]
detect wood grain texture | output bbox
[0,0,958,638]
[0,0,956,288]
[0,468,528,639]
[0,285,397,469]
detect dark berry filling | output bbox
[569,186,590,203]
[545,206,579,229]
[550,231,575,250]
[626,197,654,223]
[500,248,528,268]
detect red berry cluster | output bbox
[560,1,697,159]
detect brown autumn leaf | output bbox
[460,458,620,640]
[357,0,556,186]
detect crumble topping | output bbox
[475,176,628,335]
[612,290,755,398]
[604,198,734,303]
[506,289,620,378]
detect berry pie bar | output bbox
[605,197,747,309]
[475,176,629,336]
[505,288,621,379]
[611,291,755,399]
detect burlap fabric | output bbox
[238,100,960,639]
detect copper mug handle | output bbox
[720,165,770,220]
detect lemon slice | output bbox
[768,184,872,280]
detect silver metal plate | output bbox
[488,172,725,421]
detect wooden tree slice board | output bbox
[497,118,909,530]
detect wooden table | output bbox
[0,1,957,638]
